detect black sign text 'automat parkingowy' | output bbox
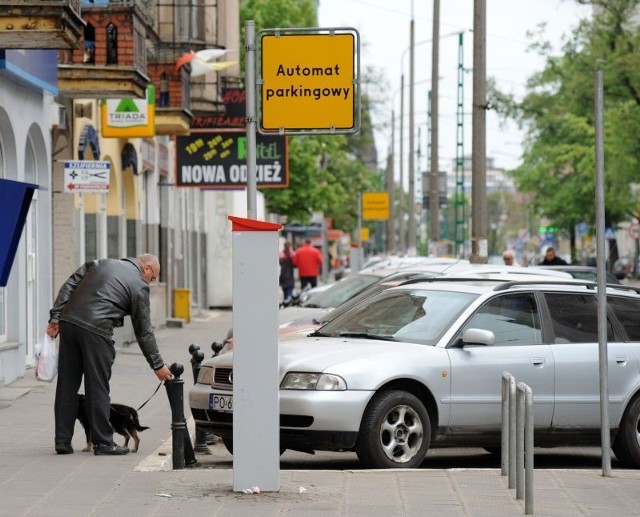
[175,131,288,188]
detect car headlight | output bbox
[197,366,213,385]
[281,372,347,390]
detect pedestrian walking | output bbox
[279,241,296,302]
[47,254,173,456]
[292,239,323,289]
[539,247,568,266]
[502,249,520,266]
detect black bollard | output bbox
[188,346,211,455]
[211,341,224,357]
[165,362,198,469]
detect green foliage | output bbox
[488,0,640,244]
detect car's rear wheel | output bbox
[356,390,430,469]
[613,396,640,468]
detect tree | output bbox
[488,0,640,264]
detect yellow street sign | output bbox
[260,31,357,131]
[362,192,390,221]
[360,227,370,242]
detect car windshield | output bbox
[315,289,478,345]
[302,274,381,308]
[316,272,439,325]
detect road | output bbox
[191,441,619,472]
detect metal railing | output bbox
[501,372,534,515]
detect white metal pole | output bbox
[595,67,611,477]
[245,20,257,219]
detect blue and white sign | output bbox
[605,227,616,241]
[64,160,111,193]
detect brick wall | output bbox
[66,7,146,68]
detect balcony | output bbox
[148,63,192,136]
[0,1,84,49]
[57,0,154,98]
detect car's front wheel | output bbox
[356,390,431,469]
[613,396,640,468]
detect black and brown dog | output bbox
[77,394,149,453]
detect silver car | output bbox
[189,277,640,469]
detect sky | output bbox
[318,0,593,192]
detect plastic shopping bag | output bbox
[35,333,58,382]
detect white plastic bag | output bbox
[35,333,58,382]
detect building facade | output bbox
[0,0,242,385]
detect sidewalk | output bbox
[1,310,639,516]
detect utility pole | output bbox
[471,0,487,263]
[429,0,440,255]
[454,32,466,257]
[398,74,405,254]
[386,110,396,253]
[408,15,416,254]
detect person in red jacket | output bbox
[292,239,323,289]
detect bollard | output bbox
[516,382,526,501]
[165,362,198,469]
[211,341,224,357]
[189,345,211,455]
[524,383,534,515]
[501,371,516,486]
[501,372,512,476]
[508,374,517,489]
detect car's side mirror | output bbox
[461,328,495,346]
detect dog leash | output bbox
[136,381,164,412]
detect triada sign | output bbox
[100,86,155,138]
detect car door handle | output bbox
[530,357,546,367]
[615,356,628,366]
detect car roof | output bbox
[540,265,621,284]
[358,256,470,274]
[390,275,640,297]
[443,265,574,278]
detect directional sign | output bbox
[64,160,111,193]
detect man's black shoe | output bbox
[55,442,74,454]
[93,443,129,456]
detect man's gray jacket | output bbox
[49,258,164,370]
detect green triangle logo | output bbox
[115,99,140,113]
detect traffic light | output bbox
[539,226,557,233]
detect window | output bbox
[461,293,541,346]
[320,290,477,346]
[106,23,118,65]
[177,0,205,41]
[544,293,610,343]
[84,23,96,64]
[608,296,640,341]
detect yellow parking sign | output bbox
[362,192,390,221]
[260,29,359,132]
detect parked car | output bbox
[281,264,574,337]
[541,265,621,284]
[189,276,640,469]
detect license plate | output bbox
[209,393,233,412]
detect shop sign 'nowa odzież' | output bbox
[259,28,360,135]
